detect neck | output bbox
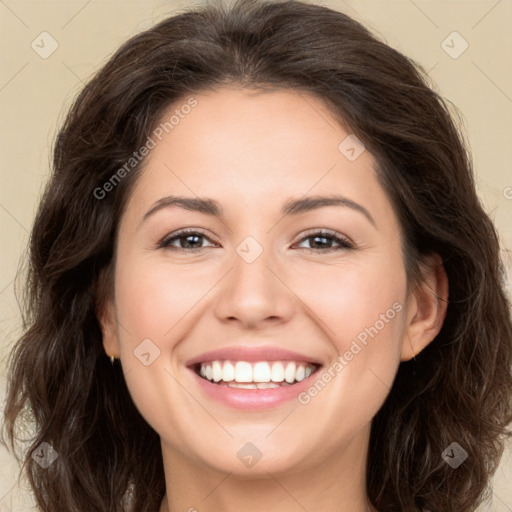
[158,423,376,512]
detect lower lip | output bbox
[187,366,321,409]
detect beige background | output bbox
[1,0,511,510]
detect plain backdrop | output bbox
[1,0,511,510]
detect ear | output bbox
[96,268,119,358]
[401,253,449,361]
[98,298,120,358]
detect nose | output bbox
[213,240,295,330]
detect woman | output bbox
[2,0,511,511]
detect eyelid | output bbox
[158,227,220,249]
[293,227,353,245]
[158,227,354,252]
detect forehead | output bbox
[124,86,396,231]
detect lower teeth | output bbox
[207,380,292,388]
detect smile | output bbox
[186,346,323,408]
[195,360,318,388]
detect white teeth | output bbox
[284,362,296,383]
[212,361,222,382]
[295,364,305,382]
[227,382,280,389]
[271,362,285,382]
[235,361,253,382]
[253,362,271,382]
[223,361,235,382]
[197,360,317,386]
[256,382,280,389]
[228,382,258,389]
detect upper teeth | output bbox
[199,360,315,384]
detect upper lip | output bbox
[186,346,322,366]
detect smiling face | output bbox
[99,86,445,480]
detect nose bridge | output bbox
[214,232,294,327]
[232,233,279,303]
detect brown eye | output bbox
[159,229,218,252]
[294,230,354,252]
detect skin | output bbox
[99,86,448,512]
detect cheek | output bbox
[114,255,210,341]
[287,253,406,346]
[293,255,407,425]
[111,254,208,435]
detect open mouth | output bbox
[191,360,320,389]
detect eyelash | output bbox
[158,228,354,253]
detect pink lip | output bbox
[184,345,322,410]
[187,365,321,410]
[185,346,322,366]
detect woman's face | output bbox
[101,86,426,476]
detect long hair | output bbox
[2,0,511,510]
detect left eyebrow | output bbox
[281,194,376,228]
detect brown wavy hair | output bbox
[2,0,512,510]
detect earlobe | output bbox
[98,298,120,358]
[95,267,119,358]
[401,253,449,361]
